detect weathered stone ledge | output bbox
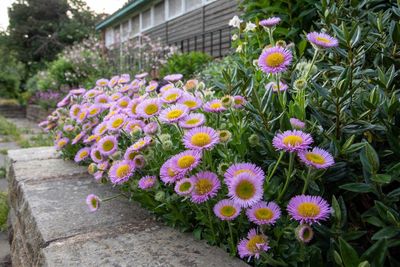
[7,147,248,267]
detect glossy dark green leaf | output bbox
[339,183,373,193]
[339,237,360,267]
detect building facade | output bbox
[96,0,239,68]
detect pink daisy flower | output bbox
[84,89,101,99]
[161,88,183,103]
[170,150,202,174]
[258,46,292,74]
[272,130,313,152]
[93,122,108,136]
[69,104,82,119]
[90,147,104,163]
[203,99,227,113]
[265,81,288,92]
[117,96,131,109]
[289,118,306,129]
[98,135,118,156]
[96,78,109,87]
[159,104,189,123]
[246,201,281,225]
[177,93,203,110]
[107,114,127,131]
[86,194,100,212]
[160,83,174,93]
[287,195,331,224]
[233,95,247,108]
[146,82,158,93]
[160,159,184,184]
[174,178,194,196]
[135,72,148,79]
[72,131,86,145]
[307,32,338,48]
[298,147,334,169]
[87,104,103,118]
[227,173,263,208]
[213,199,241,221]
[190,171,221,203]
[224,162,265,186]
[183,126,219,150]
[237,229,270,260]
[260,17,281,27]
[108,76,119,88]
[108,160,135,184]
[133,155,146,169]
[126,99,141,118]
[74,147,91,162]
[143,122,159,135]
[130,136,152,151]
[295,224,314,243]
[138,175,157,190]
[178,113,206,129]
[136,98,162,118]
[55,137,69,150]
[164,73,183,82]
[94,94,110,105]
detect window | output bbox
[168,0,182,18]
[141,8,152,30]
[154,1,165,25]
[113,25,120,44]
[185,0,202,12]
[105,28,114,47]
[131,15,140,36]
[121,21,129,42]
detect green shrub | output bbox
[159,52,213,80]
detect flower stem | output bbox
[277,152,295,201]
[302,168,312,194]
[227,221,236,256]
[304,49,319,81]
[267,28,275,46]
[206,202,216,244]
[266,152,284,183]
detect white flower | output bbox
[244,22,257,32]
[236,44,243,53]
[229,15,243,28]
[231,34,238,41]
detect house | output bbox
[96,0,239,68]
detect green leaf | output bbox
[371,174,391,184]
[339,183,373,193]
[360,239,387,267]
[332,195,341,225]
[339,237,360,267]
[371,227,400,240]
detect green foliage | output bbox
[198,55,237,88]
[159,52,213,79]
[0,192,8,231]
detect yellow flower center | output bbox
[297,202,321,218]
[144,104,159,115]
[99,98,107,103]
[210,102,222,109]
[282,135,303,146]
[234,98,243,105]
[191,132,212,147]
[89,108,99,115]
[246,235,267,253]
[163,84,173,91]
[111,118,124,128]
[195,178,213,195]
[265,52,285,67]
[119,100,128,108]
[79,150,89,158]
[91,198,98,208]
[133,140,146,149]
[167,168,176,177]
[88,92,95,98]
[94,150,102,160]
[179,181,192,192]
[165,93,179,101]
[102,140,115,151]
[235,180,256,200]
[99,125,107,134]
[166,109,184,120]
[177,155,195,169]
[79,112,86,120]
[220,206,236,217]
[254,208,273,221]
[185,118,200,125]
[112,95,120,100]
[126,151,136,160]
[305,152,326,165]
[148,85,156,91]
[58,140,66,147]
[73,108,80,117]
[183,100,197,108]
[116,164,130,178]
[234,169,254,176]
[316,36,331,44]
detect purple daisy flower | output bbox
[63,124,74,132]
[287,195,331,224]
[237,228,270,260]
[213,199,241,221]
[160,158,184,184]
[124,120,145,133]
[307,32,339,48]
[146,82,158,93]
[74,147,91,162]
[98,135,118,156]
[174,178,194,196]
[107,114,127,131]
[246,201,281,225]
[70,88,86,95]
[161,88,183,103]
[93,122,108,136]
[123,146,138,161]
[233,95,247,108]
[87,104,103,118]
[126,99,141,118]
[160,83,175,93]
[143,122,159,135]
[159,104,189,123]
[96,78,109,87]
[259,17,281,27]
[94,94,110,105]
[138,175,157,190]
[227,173,263,208]
[76,110,88,124]
[130,136,152,151]
[224,163,265,186]
[298,147,334,169]
[178,113,206,129]
[164,73,183,82]
[272,130,313,152]
[290,118,306,129]
[108,160,135,184]
[177,93,203,110]
[295,224,314,243]
[183,126,219,150]
[190,171,221,203]
[118,74,130,84]
[110,92,123,102]
[55,137,69,150]
[170,150,202,174]
[108,76,119,88]
[258,46,292,74]
[72,131,86,145]
[119,84,133,93]
[84,89,101,99]
[133,155,146,169]
[203,99,227,113]
[69,104,81,119]
[57,96,70,107]
[136,98,162,118]
[117,96,131,109]
[86,194,100,212]
[90,147,104,163]
[265,81,288,92]
[135,72,148,79]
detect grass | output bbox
[0,192,8,231]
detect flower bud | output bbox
[248,134,260,147]
[276,40,287,47]
[162,140,174,151]
[159,133,171,142]
[197,82,205,91]
[110,151,122,161]
[218,130,232,143]
[221,95,233,108]
[295,224,314,243]
[294,78,307,90]
[217,162,230,176]
[155,190,166,202]
[87,163,97,175]
[133,155,146,169]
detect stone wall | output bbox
[0,105,26,119]
[26,104,53,123]
[6,147,248,266]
